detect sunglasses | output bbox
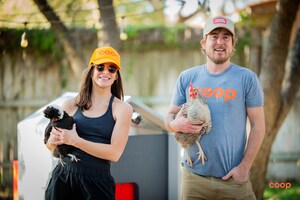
[95,64,118,73]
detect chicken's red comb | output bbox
[189,82,195,98]
[189,82,193,92]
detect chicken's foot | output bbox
[59,157,66,167]
[67,154,80,162]
[196,140,207,165]
[185,150,194,167]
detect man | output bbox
[164,16,265,200]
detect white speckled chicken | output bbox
[175,83,212,167]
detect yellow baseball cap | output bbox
[88,46,121,70]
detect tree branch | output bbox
[97,0,120,49]
[33,0,84,77]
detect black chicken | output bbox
[43,104,80,166]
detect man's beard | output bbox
[204,49,235,64]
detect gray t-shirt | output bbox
[171,63,264,177]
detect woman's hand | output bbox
[50,124,80,146]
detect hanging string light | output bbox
[119,16,128,41]
[0,0,184,29]
[20,21,28,48]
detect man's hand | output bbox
[170,105,204,134]
[222,164,249,183]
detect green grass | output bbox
[264,181,300,200]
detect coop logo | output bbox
[269,182,292,189]
[98,49,119,60]
[199,87,237,102]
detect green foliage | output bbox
[239,10,250,26]
[162,28,178,45]
[124,25,141,38]
[1,25,198,55]
[0,28,20,51]
[1,25,252,54]
[0,28,63,59]
[28,29,63,59]
[123,24,191,49]
[235,31,251,54]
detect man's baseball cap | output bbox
[89,46,121,70]
[203,16,235,38]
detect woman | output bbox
[45,46,133,200]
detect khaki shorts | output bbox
[181,167,256,200]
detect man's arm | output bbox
[164,104,204,134]
[223,106,265,182]
[164,104,181,132]
[240,106,266,172]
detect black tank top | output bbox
[62,95,116,171]
[74,95,115,144]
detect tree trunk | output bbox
[33,0,121,78]
[97,0,120,50]
[32,0,85,78]
[251,1,300,199]
[249,28,262,75]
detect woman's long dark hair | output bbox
[75,66,124,110]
